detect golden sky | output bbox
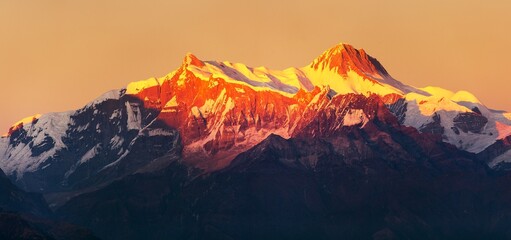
[1,0,510,132]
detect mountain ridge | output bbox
[2,42,511,193]
[3,42,511,239]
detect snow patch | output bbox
[343,109,368,127]
[110,135,124,149]
[110,109,121,120]
[144,128,176,137]
[166,96,178,107]
[191,106,201,118]
[0,111,72,177]
[79,144,100,164]
[199,99,216,117]
[126,77,160,95]
[489,149,511,168]
[85,90,121,107]
[451,90,481,104]
[496,121,511,139]
[125,102,142,130]
[405,92,471,116]
[162,96,179,113]
[301,66,403,97]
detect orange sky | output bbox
[1,0,510,132]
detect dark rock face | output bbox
[71,124,181,191]
[420,113,445,135]
[56,97,511,240]
[30,135,55,157]
[386,98,407,124]
[452,126,461,135]
[8,125,32,146]
[453,112,488,133]
[472,107,482,115]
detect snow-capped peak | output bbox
[301,43,407,97]
[124,43,418,99]
[308,43,387,78]
[183,52,205,68]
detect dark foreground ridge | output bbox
[56,108,511,239]
[0,168,99,240]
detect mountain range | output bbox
[2,43,511,239]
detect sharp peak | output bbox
[315,42,368,60]
[329,42,360,51]
[310,42,389,77]
[183,52,205,67]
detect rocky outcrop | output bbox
[453,112,488,133]
[420,113,445,135]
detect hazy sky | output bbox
[1,0,510,132]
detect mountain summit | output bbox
[310,43,389,79]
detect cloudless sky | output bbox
[1,0,510,132]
